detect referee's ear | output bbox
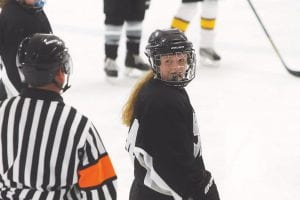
[54,67,65,88]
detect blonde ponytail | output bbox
[0,0,6,8]
[122,71,154,127]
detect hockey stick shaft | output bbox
[246,0,300,76]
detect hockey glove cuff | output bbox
[188,170,220,200]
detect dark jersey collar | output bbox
[8,0,43,14]
[20,88,63,103]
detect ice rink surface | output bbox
[44,0,300,199]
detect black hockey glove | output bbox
[204,171,220,200]
[188,170,220,200]
[145,0,150,9]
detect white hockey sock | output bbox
[171,2,199,32]
[126,21,142,44]
[104,24,123,46]
[200,0,219,48]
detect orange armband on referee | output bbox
[78,154,116,189]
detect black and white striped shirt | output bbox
[0,88,117,200]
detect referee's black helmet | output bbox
[17,33,72,87]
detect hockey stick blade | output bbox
[246,0,300,77]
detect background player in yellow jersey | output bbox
[171,0,221,64]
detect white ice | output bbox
[44,0,300,199]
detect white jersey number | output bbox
[125,119,139,162]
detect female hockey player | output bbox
[0,0,52,100]
[171,0,221,64]
[122,28,221,200]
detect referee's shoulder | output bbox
[60,103,90,121]
[0,96,19,108]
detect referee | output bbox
[0,33,117,199]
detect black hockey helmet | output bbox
[17,33,72,90]
[145,28,196,87]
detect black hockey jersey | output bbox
[0,0,52,95]
[126,78,207,200]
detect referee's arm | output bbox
[77,123,117,199]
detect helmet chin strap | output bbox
[53,74,71,93]
[61,74,71,93]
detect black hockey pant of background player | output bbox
[103,0,147,25]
